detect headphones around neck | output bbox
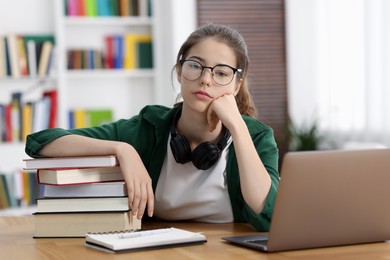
[169,106,231,170]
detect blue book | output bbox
[114,35,123,69]
[97,0,111,16]
[68,110,74,129]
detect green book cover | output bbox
[0,174,10,208]
[86,0,97,16]
[23,35,55,45]
[137,42,153,68]
[110,0,119,16]
[86,109,113,127]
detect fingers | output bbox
[147,185,154,217]
[126,174,154,220]
[207,103,220,132]
[117,144,154,221]
[208,94,241,131]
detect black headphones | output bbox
[169,105,231,170]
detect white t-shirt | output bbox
[154,136,234,223]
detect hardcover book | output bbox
[37,166,124,185]
[36,196,129,213]
[23,155,119,170]
[43,181,127,197]
[34,210,141,238]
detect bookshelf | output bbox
[0,0,57,174]
[53,0,158,128]
[0,0,196,212]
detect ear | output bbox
[176,65,182,83]
[233,78,243,96]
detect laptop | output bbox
[222,148,390,252]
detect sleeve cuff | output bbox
[243,181,278,231]
[25,129,73,158]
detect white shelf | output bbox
[64,16,153,26]
[66,69,154,79]
[0,76,56,83]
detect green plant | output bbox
[288,119,324,151]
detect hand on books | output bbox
[116,143,154,220]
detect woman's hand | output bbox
[207,93,241,132]
[115,143,154,220]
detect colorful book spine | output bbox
[0,170,43,209]
[0,89,57,143]
[124,34,151,70]
[85,0,97,16]
[64,0,152,17]
[68,108,113,128]
[0,34,55,78]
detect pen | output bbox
[118,228,172,239]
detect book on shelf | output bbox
[0,36,12,78]
[72,108,87,128]
[0,88,57,143]
[85,0,98,16]
[124,34,151,70]
[3,104,12,142]
[31,95,51,133]
[67,33,153,71]
[16,36,28,76]
[26,39,37,77]
[119,0,130,16]
[0,175,9,209]
[23,155,119,170]
[43,181,127,197]
[96,0,111,16]
[10,92,22,142]
[42,89,58,129]
[33,210,141,237]
[6,34,20,78]
[137,40,153,68]
[0,34,55,78]
[0,170,43,209]
[104,35,114,69]
[68,108,113,128]
[113,35,124,69]
[36,196,129,213]
[0,37,6,77]
[22,102,33,142]
[36,166,124,185]
[85,227,207,253]
[67,49,104,70]
[64,0,152,17]
[37,41,53,76]
[86,109,113,127]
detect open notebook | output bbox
[85,227,207,253]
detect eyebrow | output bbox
[186,56,236,68]
[187,56,206,63]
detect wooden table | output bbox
[1,216,390,259]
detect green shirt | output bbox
[25,105,280,231]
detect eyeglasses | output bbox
[180,59,243,86]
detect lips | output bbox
[194,91,212,99]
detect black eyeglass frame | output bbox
[179,59,243,86]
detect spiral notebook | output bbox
[85,227,207,253]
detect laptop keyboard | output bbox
[245,234,269,245]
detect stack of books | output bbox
[23,155,141,238]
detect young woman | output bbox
[25,23,279,231]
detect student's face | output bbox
[178,38,242,113]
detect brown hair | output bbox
[174,23,258,118]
